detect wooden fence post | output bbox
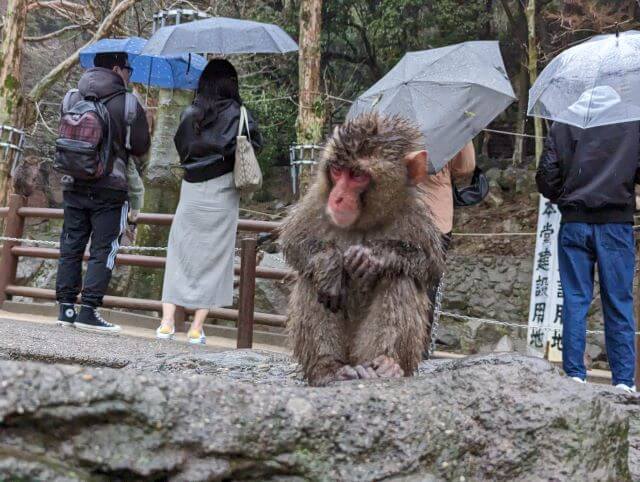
[237,237,257,349]
[0,194,25,305]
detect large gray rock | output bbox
[0,320,637,481]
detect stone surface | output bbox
[438,254,609,365]
[0,319,638,481]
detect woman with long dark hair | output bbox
[157,59,262,343]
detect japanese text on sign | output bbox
[527,197,563,361]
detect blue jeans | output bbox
[558,223,636,386]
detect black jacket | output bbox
[536,121,640,224]
[66,68,151,194]
[174,98,262,183]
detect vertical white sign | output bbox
[527,196,563,361]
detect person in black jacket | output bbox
[536,85,639,392]
[157,59,262,344]
[56,52,151,333]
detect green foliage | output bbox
[322,0,492,119]
[243,82,298,176]
[427,0,492,45]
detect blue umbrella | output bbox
[79,37,147,69]
[79,37,206,90]
[130,53,206,90]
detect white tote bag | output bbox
[234,105,262,193]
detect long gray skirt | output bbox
[162,172,239,310]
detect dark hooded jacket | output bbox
[65,67,150,194]
[536,121,640,224]
[174,98,262,183]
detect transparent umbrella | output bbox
[347,41,515,173]
[528,30,640,129]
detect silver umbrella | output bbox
[142,16,298,57]
[528,30,640,129]
[347,41,516,173]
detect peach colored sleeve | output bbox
[450,141,476,182]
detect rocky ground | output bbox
[0,319,638,481]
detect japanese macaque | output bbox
[280,113,445,386]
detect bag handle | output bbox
[238,105,252,142]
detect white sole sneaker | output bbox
[615,384,637,393]
[156,326,175,340]
[188,335,206,345]
[570,376,586,384]
[75,322,121,334]
[56,320,75,328]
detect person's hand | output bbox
[128,209,140,223]
[145,109,155,136]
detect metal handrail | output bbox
[0,195,288,347]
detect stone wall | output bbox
[438,252,613,369]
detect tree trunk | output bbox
[0,0,27,125]
[296,0,324,196]
[126,89,192,302]
[0,0,28,207]
[526,0,543,165]
[512,60,528,166]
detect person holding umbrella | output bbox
[530,30,640,393]
[536,86,639,393]
[156,59,262,344]
[419,141,476,356]
[141,16,296,343]
[55,51,150,332]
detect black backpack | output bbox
[54,89,138,180]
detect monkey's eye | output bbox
[350,170,370,183]
[329,165,345,179]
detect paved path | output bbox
[0,310,289,370]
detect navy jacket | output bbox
[536,121,640,224]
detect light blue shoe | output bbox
[188,329,206,345]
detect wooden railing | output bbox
[0,194,292,348]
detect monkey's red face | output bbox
[326,165,371,228]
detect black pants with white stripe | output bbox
[56,189,128,308]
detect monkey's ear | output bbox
[404,150,428,186]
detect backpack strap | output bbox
[100,91,139,152]
[61,89,80,114]
[123,93,138,151]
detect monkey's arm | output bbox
[373,240,444,284]
[280,204,346,312]
[284,239,345,312]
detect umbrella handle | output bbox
[186,53,191,75]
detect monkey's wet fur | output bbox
[281,113,446,386]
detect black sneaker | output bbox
[75,305,121,334]
[57,303,77,327]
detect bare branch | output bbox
[28,0,140,103]
[26,0,85,13]
[499,0,518,29]
[24,23,87,42]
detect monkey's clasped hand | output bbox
[344,245,384,285]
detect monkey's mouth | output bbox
[326,208,358,229]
